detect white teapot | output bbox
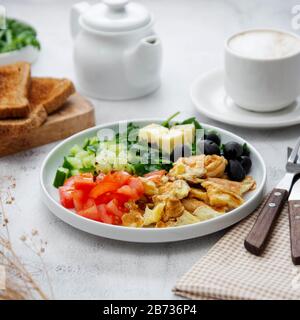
[70,0,162,100]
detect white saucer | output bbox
[190,68,300,128]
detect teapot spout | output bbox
[70,2,91,39]
[126,35,162,88]
[135,35,161,68]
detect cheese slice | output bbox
[138,124,169,146]
[138,123,196,153]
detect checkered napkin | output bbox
[174,197,300,300]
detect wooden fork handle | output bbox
[244,188,288,256]
[288,200,300,265]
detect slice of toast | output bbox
[0,62,31,119]
[0,77,75,136]
[0,104,47,136]
[29,77,75,114]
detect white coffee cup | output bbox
[224,29,300,112]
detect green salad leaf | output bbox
[0,18,41,54]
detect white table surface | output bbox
[1,0,299,299]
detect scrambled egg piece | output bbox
[174,211,200,226]
[162,199,185,222]
[143,202,165,226]
[122,210,144,227]
[154,179,190,202]
[205,155,227,178]
[201,180,244,209]
[181,198,221,221]
[189,188,208,203]
[193,202,221,221]
[182,197,204,212]
[168,155,227,183]
[139,177,158,196]
[206,176,256,195]
[168,155,206,183]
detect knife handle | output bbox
[288,200,300,265]
[244,188,288,256]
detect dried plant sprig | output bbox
[0,176,51,300]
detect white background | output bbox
[0,0,299,299]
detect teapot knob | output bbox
[103,0,129,11]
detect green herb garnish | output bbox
[161,111,180,128]
[0,18,41,54]
[180,117,202,129]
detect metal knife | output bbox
[288,178,300,265]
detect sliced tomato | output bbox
[103,171,131,186]
[83,198,96,210]
[113,215,122,225]
[117,185,138,200]
[106,199,124,218]
[61,171,145,225]
[128,177,144,197]
[97,204,114,224]
[78,203,100,221]
[72,189,88,212]
[74,173,95,191]
[94,192,129,205]
[89,182,119,199]
[59,186,74,209]
[63,176,76,189]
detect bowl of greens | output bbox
[0,18,41,65]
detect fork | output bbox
[244,137,300,256]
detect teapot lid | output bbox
[81,0,152,33]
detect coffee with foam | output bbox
[228,30,300,59]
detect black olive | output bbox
[223,142,243,159]
[204,140,220,155]
[242,143,250,156]
[239,156,252,174]
[171,144,192,162]
[227,160,246,181]
[205,132,221,145]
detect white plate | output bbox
[0,45,39,65]
[191,68,300,128]
[40,119,266,243]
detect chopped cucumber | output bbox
[82,155,95,168]
[53,167,69,188]
[63,157,73,170]
[76,150,89,160]
[71,169,80,176]
[63,156,82,170]
[80,166,95,173]
[69,144,82,156]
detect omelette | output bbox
[122,155,256,228]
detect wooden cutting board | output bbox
[0,93,95,157]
